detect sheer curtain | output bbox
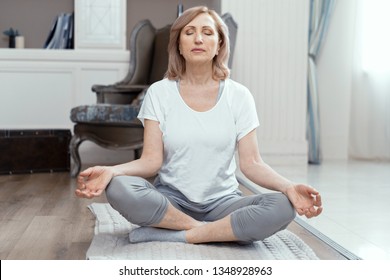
[349,0,390,160]
[307,0,335,164]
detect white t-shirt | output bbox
[138,78,259,203]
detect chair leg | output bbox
[70,134,83,177]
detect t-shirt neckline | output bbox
[175,79,226,113]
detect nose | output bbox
[195,33,203,44]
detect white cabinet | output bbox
[0,49,129,129]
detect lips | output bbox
[191,48,205,52]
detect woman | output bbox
[76,6,322,244]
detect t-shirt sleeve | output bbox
[235,88,260,141]
[137,88,161,126]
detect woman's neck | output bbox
[182,63,216,86]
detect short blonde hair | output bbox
[165,6,230,80]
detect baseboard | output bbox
[293,217,361,260]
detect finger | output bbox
[84,192,94,199]
[75,188,94,199]
[75,189,88,198]
[76,172,84,182]
[315,206,323,216]
[77,172,90,189]
[307,206,323,218]
[309,206,316,213]
[79,167,93,178]
[76,179,88,191]
[314,194,322,207]
[92,189,104,197]
[76,181,86,190]
[306,213,314,218]
[77,176,87,185]
[305,207,317,218]
[75,189,82,197]
[308,187,319,196]
[304,212,312,218]
[296,208,306,216]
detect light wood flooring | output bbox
[0,172,346,260]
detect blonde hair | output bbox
[165,6,230,80]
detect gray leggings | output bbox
[105,176,296,242]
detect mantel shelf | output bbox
[0,48,130,63]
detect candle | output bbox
[15,36,25,48]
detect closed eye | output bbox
[183,26,216,36]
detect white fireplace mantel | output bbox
[0,48,129,130]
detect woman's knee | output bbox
[231,193,296,242]
[105,176,148,217]
[105,176,140,205]
[272,193,296,223]
[105,176,168,226]
[246,192,296,223]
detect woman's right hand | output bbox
[75,166,114,199]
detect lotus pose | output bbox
[76,6,322,244]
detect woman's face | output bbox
[179,13,220,65]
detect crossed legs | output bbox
[156,203,237,243]
[105,176,295,244]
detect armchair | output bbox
[69,19,170,177]
[69,14,237,177]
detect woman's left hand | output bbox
[285,184,323,218]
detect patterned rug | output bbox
[86,203,319,260]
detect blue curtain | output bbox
[307,0,335,164]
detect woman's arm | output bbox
[237,130,293,194]
[238,130,322,218]
[75,119,163,198]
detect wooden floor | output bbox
[0,172,346,260]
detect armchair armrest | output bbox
[92,84,148,93]
[92,84,149,104]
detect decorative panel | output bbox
[75,0,126,49]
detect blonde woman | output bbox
[76,6,322,244]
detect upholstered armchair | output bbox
[69,20,170,177]
[69,14,238,177]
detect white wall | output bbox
[1,0,358,165]
[222,0,358,161]
[222,0,309,165]
[316,0,357,160]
